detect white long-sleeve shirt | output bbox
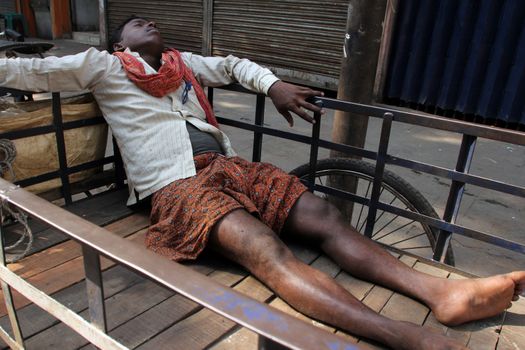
[0,47,280,204]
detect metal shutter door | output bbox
[212,0,347,89]
[107,0,203,54]
[0,0,16,14]
[384,0,525,130]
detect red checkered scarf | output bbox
[113,48,218,128]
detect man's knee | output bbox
[310,192,346,221]
[314,199,348,241]
[285,192,348,243]
[290,191,342,221]
[254,233,295,266]
[210,209,295,272]
[317,197,344,224]
[233,231,299,283]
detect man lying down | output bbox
[1,15,523,350]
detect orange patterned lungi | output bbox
[145,153,308,261]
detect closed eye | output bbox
[131,19,147,27]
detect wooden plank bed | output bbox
[1,188,523,349]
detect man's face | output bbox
[114,18,164,55]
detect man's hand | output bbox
[267,81,325,127]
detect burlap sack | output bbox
[0,94,108,193]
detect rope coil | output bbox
[0,139,33,263]
[0,139,16,179]
[1,200,33,263]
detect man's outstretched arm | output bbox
[0,47,112,93]
[182,53,324,126]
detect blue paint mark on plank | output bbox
[209,290,289,331]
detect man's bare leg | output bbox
[283,192,525,326]
[209,209,466,350]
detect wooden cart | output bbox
[0,86,523,349]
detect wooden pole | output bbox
[331,0,388,156]
[329,0,389,222]
[99,0,108,49]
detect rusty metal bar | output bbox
[82,245,108,332]
[252,94,266,162]
[51,92,72,205]
[0,116,105,141]
[0,179,358,350]
[207,86,215,106]
[386,156,525,198]
[364,112,393,238]
[14,156,116,189]
[0,204,25,349]
[217,116,376,161]
[112,137,126,189]
[433,135,477,262]
[307,109,322,192]
[317,97,525,146]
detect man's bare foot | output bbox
[430,271,525,326]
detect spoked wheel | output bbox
[290,158,454,265]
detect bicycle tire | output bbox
[290,158,455,265]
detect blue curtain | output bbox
[384,0,525,129]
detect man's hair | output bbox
[108,15,149,53]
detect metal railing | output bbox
[3,86,521,263]
[209,84,525,262]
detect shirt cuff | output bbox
[260,75,281,95]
